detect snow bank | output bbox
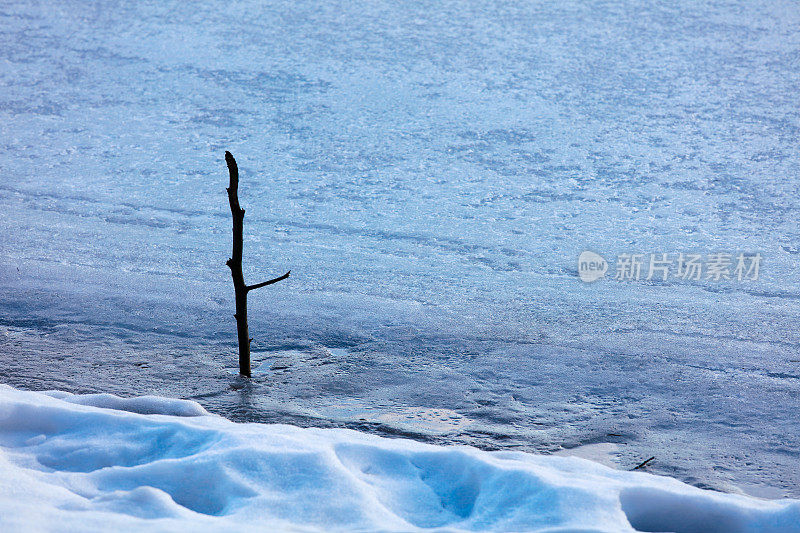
[0,385,797,532]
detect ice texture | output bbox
[0,0,799,497]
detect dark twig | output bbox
[224,151,289,377]
[632,456,655,470]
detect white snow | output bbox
[1,385,798,532]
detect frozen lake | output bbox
[1,0,799,498]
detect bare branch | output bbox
[223,151,291,377]
[632,456,655,470]
[225,152,250,377]
[247,271,291,291]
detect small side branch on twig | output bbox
[247,271,291,292]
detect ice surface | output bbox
[1,0,799,498]
[1,385,799,532]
